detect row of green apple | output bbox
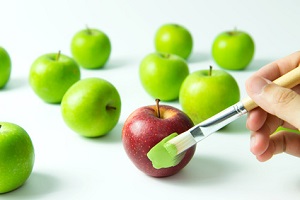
[154,24,255,70]
[140,23,252,124]
[29,51,122,138]
[0,27,117,193]
[30,27,121,138]
[2,23,254,136]
[139,53,241,124]
[0,23,255,90]
[0,23,254,192]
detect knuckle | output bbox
[273,87,297,105]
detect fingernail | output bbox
[249,76,271,95]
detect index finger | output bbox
[254,51,300,81]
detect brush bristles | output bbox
[166,131,197,155]
[173,153,185,166]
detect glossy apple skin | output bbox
[61,77,121,137]
[155,24,193,59]
[0,47,11,88]
[122,104,196,177]
[212,30,255,70]
[29,53,81,104]
[71,28,111,69]
[0,122,35,193]
[139,52,189,101]
[179,69,240,124]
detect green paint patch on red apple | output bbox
[212,29,255,70]
[179,66,240,124]
[147,132,181,169]
[122,99,196,177]
[0,47,11,89]
[0,122,35,194]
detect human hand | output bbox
[245,51,300,161]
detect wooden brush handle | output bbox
[242,65,300,111]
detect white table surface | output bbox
[1,0,300,199]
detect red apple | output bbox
[122,99,196,177]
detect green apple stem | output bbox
[106,105,116,111]
[209,65,213,76]
[229,27,238,35]
[86,25,92,35]
[155,98,161,118]
[165,54,171,59]
[56,50,61,61]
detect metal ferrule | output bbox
[191,101,247,142]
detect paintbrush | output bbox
[147,65,300,169]
[166,65,300,156]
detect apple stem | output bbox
[155,99,161,118]
[228,27,238,36]
[209,65,213,76]
[106,105,116,111]
[56,50,61,61]
[86,25,92,35]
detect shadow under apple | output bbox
[1,76,28,91]
[158,154,241,186]
[245,57,274,72]
[83,122,123,144]
[104,56,138,70]
[101,122,123,143]
[187,51,211,64]
[1,172,61,199]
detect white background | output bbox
[0,0,300,199]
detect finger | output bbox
[250,114,282,156]
[282,122,299,130]
[247,108,297,132]
[246,85,300,132]
[256,131,300,162]
[246,108,267,132]
[250,131,269,157]
[253,51,300,80]
[293,84,300,94]
[246,76,300,129]
[273,131,300,157]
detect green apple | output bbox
[29,51,81,104]
[71,27,111,69]
[212,29,255,70]
[179,67,240,124]
[61,77,121,137]
[0,122,35,193]
[0,47,11,89]
[139,52,189,101]
[154,23,193,60]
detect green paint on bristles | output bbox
[147,132,181,169]
[164,142,178,157]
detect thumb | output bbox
[246,76,300,129]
